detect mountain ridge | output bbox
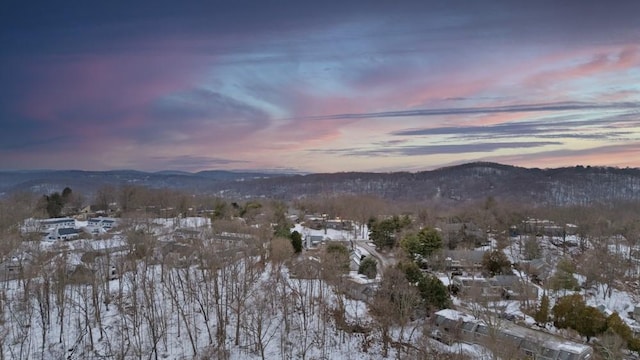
[1,162,639,206]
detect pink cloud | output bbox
[263,85,369,149]
[19,49,208,125]
[524,46,640,88]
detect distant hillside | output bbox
[0,169,289,197]
[221,162,640,206]
[2,162,640,206]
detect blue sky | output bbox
[2,1,640,172]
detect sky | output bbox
[2,1,640,173]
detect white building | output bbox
[87,217,117,233]
[23,217,76,233]
[42,227,82,241]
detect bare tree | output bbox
[243,280,282,360]
[370,267,420,357]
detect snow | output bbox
[556,342,592,354]
[429,338,492,359]
[348,271,378,284]
[152,216,211,229]
[354,245,371,258]
[436,308,476,322]
[0,229,391,360]
[292,223,360,243]
[8,212,640,359]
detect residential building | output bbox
[24,217,76,232]
[433,309,593,359]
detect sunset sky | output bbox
[2,1,640,173]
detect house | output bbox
[88,217,117,230]
[326,219,353,231]
[432,309,593,360]
[443,250,485,272]
[490,275,538,300]
[43,227,80,241]
[450,277,492,297]
[305,235,325,248]
[451,275,537,301]
[75,205,96,220]
[517,219,578,238]
[49,227,82,241]
[24,217,76,232]
[41,217,76,229]
[519,258,550,283]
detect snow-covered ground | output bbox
[501,232,640,339]
[8,214,640,359]
[0,252,389,359]
[1,218,418,360]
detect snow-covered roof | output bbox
[435,309,476,323]
[41,217,75,224]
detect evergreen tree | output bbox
[398,261,423,284]
[400,227,443,258]
[61,187,73,200]
[606,312,640,355]
[534,293,550,326]
[576,306,607,342]
[553,294,607,342]
[417,274,451,310]
[271,201,291,238]
[44,192,65,218]
[397,261,451,310]
[358,257,377,279]
[552,293,585,330]
[549,258,580,292]
[290,230,303,253]
[418,227,443,257]
[369,215,410,249]
[607,312,633,342]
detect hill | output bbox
[2,162,640,206]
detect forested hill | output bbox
[2,162,640,206]
[224,162,640,206]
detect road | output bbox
[354,240,395,273]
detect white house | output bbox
[87,217,117,233]
[41,218,76,229]
[42,227,82,241]
[24,217,76,233]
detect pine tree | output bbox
[417,274,451,310]
[534,293,549,326]
[358,257,377,279]
[290,230,303,253]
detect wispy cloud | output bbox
[392,112,640,139]
[2,1,640,171]
[315,141,562,157]
[293,101,640,121]
[148,155,249,171]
